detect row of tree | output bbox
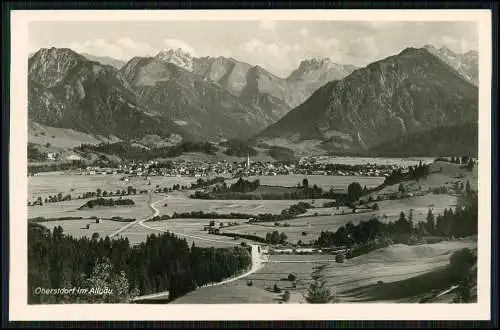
[315,192,477,253]
[28,223,252,304]
[28,160,92,175]
[28,143,47,161]
[382,161,431,186]
[76,141,218,161]
[265,231,288,245]
[78,198,135,209]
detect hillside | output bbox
[255,47,478,155]
[368,122,478,157]
[424,45,478,86]
[121,56,287,140]
[28,48,193,142]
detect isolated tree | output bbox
[96,188,102,197]
[425,209,435,235]
[279,232,288,244]
[465,180,472,196]
[80,257,138,303]
[283,290,291,302]
[302,178,309,189]
[347,182,363,202]
[305,279,332,304]
[398,183,406,194]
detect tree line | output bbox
[78,198,135,209]
[28,223,252,304]
[315,190,477,258]
[28,143,47,162]
[76,141,218,161]
[192,177,347,201]
[221,139,258,157]
[382,161,431,186]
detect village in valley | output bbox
[25,18,481,306]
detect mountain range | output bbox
[255,46,478,155]
[28,48,193,142]
[423,45,478,86]
[28,47,356,141]
[28,44,478,157]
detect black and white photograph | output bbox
[8,8,493,321]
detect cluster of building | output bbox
[70,156,409,178]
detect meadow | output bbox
[118,222,244,248]
[28,173,199,201]
[218,194,458,244]
[28,194,153,220]
[40,219,125,240]
[156,190,331,216]
[171,237,477,304]
[226,175,385,192]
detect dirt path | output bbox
[130,195,267,302]
[107,192,164,238]
[201,244,265,288]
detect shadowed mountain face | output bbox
[424,45,478,86]
[368,122,478,157]
[28,48,193,141]
[255,47,478,154]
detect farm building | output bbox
[66,154,82,161]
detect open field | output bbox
[117,221,243,248]
[156,190,331,216]
[226,175,385,192]
[172,238,477,303]
[28,194,153,219]
[321,238,477,302]
[367,161,478,199]
[219,194,458,244]
[28,173,200,200]
[170,282,281,304]
[222,223,321,245]
[40,219,125,240]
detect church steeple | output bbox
[246,153,250,168]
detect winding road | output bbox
[113,192,267,302]
[107,192,165,238]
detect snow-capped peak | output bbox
[155,48,194,71]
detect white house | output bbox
[66,154,82,161]
[46,152,57,161]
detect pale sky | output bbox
[29,21,478,78]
